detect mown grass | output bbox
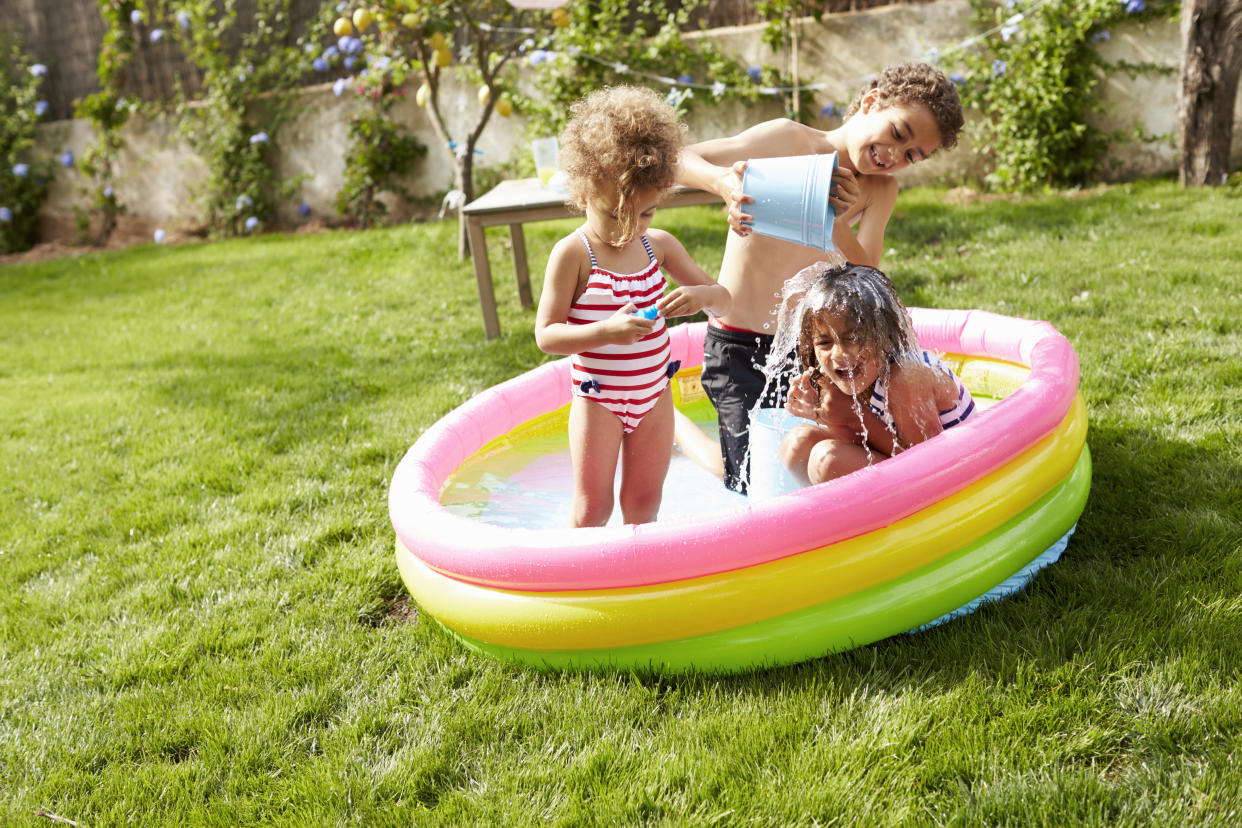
[2,178,1240,825]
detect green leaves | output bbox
[947,0,1176,193]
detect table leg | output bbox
[508,223,533,309]
[466,217,501,340]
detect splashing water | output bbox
[744,261,933,483]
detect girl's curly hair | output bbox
[559,85,686,245]
[845,62,964,150]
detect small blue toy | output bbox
[632,306,659,320]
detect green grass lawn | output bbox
[2,179,1240,824]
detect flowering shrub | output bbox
[307,3,427,228]
[70,1,150,244]
[946,0,1176,192]
[168,0,310,236]
[518,0,791,138]
[1,30,52,253]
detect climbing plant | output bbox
[72,0,148,244]
[1,27,53,254]
[518,0,797,137]
[308,3,427,228]
[168,0,309,236]
[946,0,1178,192]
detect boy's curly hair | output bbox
[845,62,964,150]
[559,85,685,245]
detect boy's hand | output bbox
[719,160,754,236]
[605,303,656,344]
[829,166,859,215]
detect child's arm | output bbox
[884,361,960,451]
[786,370,889,445]
[534,235,657,355]
[646,229,731,318]
[678,119,858,236]
[830,175,898,267]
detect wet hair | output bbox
[559,85,686,245]
[845,62,964,151]
[794,262,918,391]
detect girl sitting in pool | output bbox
[779,261,974,484]
[535,86,731,527]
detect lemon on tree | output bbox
[552,8,569,27]
[477,85,490,105]
[494,97,513,117]
[352,8,373,31]
[434,47,452,67]
[416,82,430,107]
[333,16,354,36]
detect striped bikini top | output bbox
[869,349,976,434]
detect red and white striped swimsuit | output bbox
[568,229,672,433]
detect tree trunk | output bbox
[1178,0,1242,186]
[456,154,474,260]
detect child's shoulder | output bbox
[889,356,959,406]
[547,229,591,270]
[732,118,827,154]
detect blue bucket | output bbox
[747,407,806,502]
[741,152,838,252]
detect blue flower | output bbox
[677,74,694,85]
[819,102,837,118]
[347,37,365,55]
[12,163,28,177]
[333,78,348,96]
[949,71,965,85]
[336,1,348,11]
[249,132,269,145]
[343,56,356,70]
[0,207,12,223]
[104,185,114,198]
[244,216,259,232]
[992,59,1007,77]
[150,29,164,43]
[130,10,143,24]
[1124,0,1146,13]
[323,45,339,60]
[30,63,47,77]
[60,150,75,167]
[153,229,166,243]
[528,49,548,66]
[177,10,190,30]
[236,195,253,210]
[34,100,48,117]
[313,57,329,72]
[298,202,311,218]
[1093,30,1111,42]
[747,65,762,81]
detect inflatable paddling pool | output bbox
[389,310,1090,673]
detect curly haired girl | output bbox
[535,85,730,527]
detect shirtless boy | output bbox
[675,62,964,492]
